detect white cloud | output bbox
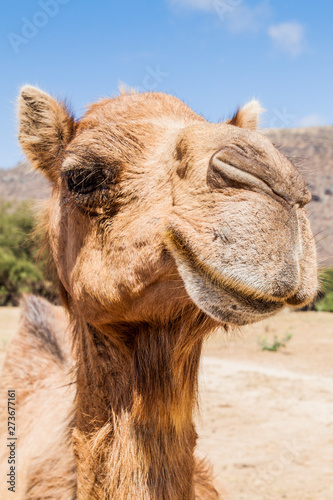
[268,22,306,57]
[296,114,328,128]
[225,2,270,34]
[169,0,270,33]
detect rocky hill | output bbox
[1,126,332,266]
[0,161,50,201]
[266,126,333,268]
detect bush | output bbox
[0,200,58,306]
[315,268,333,312]
[258,332,293,352]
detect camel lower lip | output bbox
[204,276,285,319]
[186,269,285,325]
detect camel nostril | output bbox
[210,156,277,199]
[209,142,311,210]
[210,155,297,210]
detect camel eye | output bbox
[66,169,107,194]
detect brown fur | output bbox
[227,99,264,130]
[0,86,317,499]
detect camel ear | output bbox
[227,100,265,130]
[18,85,75,181]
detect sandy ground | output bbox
[199,311,333,500]
[0,308,332,499]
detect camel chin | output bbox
[168,248,285,326]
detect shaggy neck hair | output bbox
[70,308,218,499]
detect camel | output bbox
[0,85,317,499]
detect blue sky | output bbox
[0,0,332,168]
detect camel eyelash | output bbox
[62,146,119,197]
[61,166,121,218]
[63,163,119,197]
[65,168,109,195]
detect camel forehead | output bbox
[80,92,204,126]
[76,92,268,156]
[66,92,205,166]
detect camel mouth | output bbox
[165,226,287,325]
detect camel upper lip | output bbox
[165,225,295,311]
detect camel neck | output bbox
[72,316,208,500]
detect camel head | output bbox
[18,86,317,328]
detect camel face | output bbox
[167,124,317,324]
[19,87,317,327]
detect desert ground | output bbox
[0,308,332,499]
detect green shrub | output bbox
[258,332,293,352]
[0,200,58,306]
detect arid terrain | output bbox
[0,308,332,499]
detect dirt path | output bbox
[198,311,333,499]
[0,308,332,499]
